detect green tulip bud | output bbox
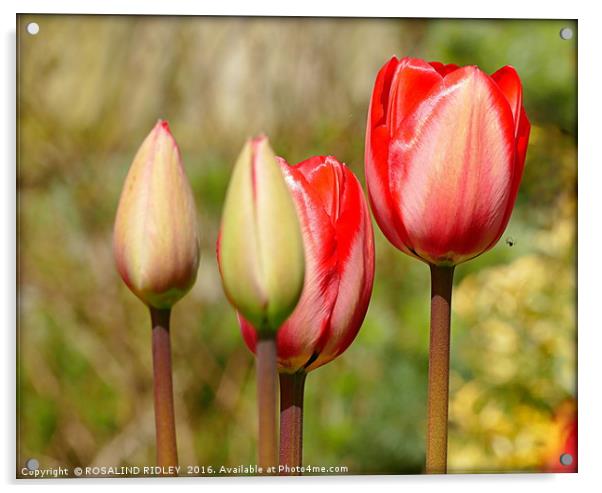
[217,136,305,334]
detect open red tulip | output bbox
[365,57,531,473]
[240,155,375,373]
[365,57,530,266]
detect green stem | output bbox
[150,307,178,473]
[279,371,306,475]
[256,333,278,473]
[425,264,455,474]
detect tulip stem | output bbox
[279,371,306,475]
[426,264,455,474]
[256,333,279,474]
[150,307,178,473]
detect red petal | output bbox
[276,158,340,371]
[366,58,437,257]
[387,58,442,135]
[307,165,375,371]
[506,106,531,217]
[491,65,523,135]
[239,314,257,353]
[429,61,461,77]
[365,59,401,249]
[390,66,516,264]
[295,155,345,222]
[484,105,531,251]
[369,56,399,130]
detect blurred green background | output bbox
[17,16,576,475]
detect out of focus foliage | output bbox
[17,16,576,475]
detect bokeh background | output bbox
[17,16,577,475]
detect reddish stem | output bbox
[150,307,178,473]
[279,371,306,475]
[425,264,454,474]
[256,334,278,473]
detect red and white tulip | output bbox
[240,155,375,372]
[365,57,530,265]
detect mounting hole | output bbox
[559,27,573,40]
[560,453,573,466]
[25,458,39,471]
[26,22,40,35]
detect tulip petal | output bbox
[484,105,531,252]
[391,66,516,264]
[369,56,399,130]
[276,158,340,371]
[219,140,268,324]
[252,139,306,330]
[429,61,461,77]
[387,58,443,135]
[307,164,375,371]
[366,57,438,258]
[491,65,523,135]
[515,107,531,174]
[295,155,344,221]
[364,58,399,248]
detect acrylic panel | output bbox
[16,15,577,478]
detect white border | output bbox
[3,1,599,492]
[3,0,582,18]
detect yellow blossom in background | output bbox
[449,196,575,472]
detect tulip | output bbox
[114,119,200,309]
[113,120,200,471]
[238,155,375,473]
[365,57,530,266]
[217,136,305,472]
[365,57,530,473]
[218,136,305,334]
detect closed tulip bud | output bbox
[217,136,305,334]
[113,120,200,309]
[240,156,375,372]
[366,57,530,266]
